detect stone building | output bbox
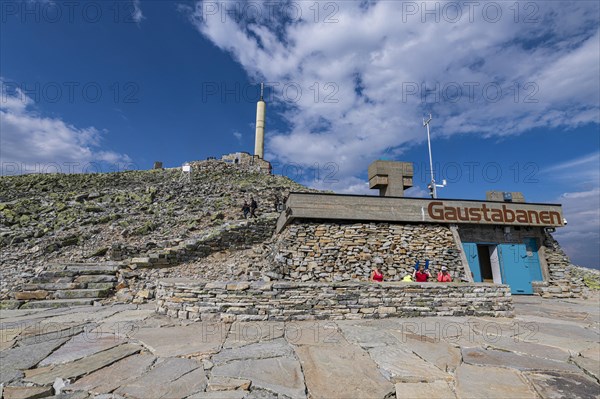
[221,152,271,174]
[269,160,573,296]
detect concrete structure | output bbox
[486,191,526,203]
[368,160,413,197]
[221,152,271,174]
[274,160,569,296]
[276,193,564,233]
[254,84,266,159]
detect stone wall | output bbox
[113,217,277,295]
[155,279,514,321]
[266,221,464,282]
[122,217,276,269]
[533,232,599,298]
[218,152,271,174]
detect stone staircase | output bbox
[14,263,121,309]
[125,216,277,270]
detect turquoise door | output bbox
[524,238,543,282]
[463,242,482,282]
[499,243,534,294]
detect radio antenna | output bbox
[423,114,446,198]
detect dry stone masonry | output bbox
[267,221,464,282]
[124,217,276,269]
[156,279,514,321]
[0,159,313,301]
[532,232,600,298]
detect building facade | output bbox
[269,161,570,296]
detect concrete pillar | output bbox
[254,99,266,159]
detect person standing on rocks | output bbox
[242,201,250,219]
[250,197,258,218]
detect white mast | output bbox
[254,83,266,159]
[423,114,436,199]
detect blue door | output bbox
[524,238,543,282]
[463,242,482,282]
[498,243,534,294]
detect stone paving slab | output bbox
[513,298,600,324]
[525,371,600,399]
[284,320,344,346]
[0,336,69,384]
[0,338,15,350]
[96,309,169,338]
[463,317,523,339]
[23,343,142,385]
[212,337,294,365]
[212,356,306,398]
[385,316,495,348]
[93,308,157,338]
[394,381,456,399]
[132,323,228,357]
[2,385,54,399]
[0,308,47,319]
[207,375,252,391]
[514,314,597,328]
[455,363,537,399]
[532,321,599,342]
[57,391,94,399]
[369,345,452,383]
[36,305,135,325]
[68,353,156,394]
[394,333,462,373]
[164,367,210,398]
[114,357,206,398]
[580,345,600,360]
[462,347,581,372]
[132,315,180,329]
[95,308,155,325]
[294,343,394,398]
[187,392,247,399]
[38,332,124,366]
[517,330,597,354]
[0,327,21,349]
[482,335,572,362]
[336,322,401,348]
[573,355,600,382]
[223,321,285,348]
[17,323,84,346]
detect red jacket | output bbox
[414,271,429,282]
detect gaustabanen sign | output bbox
[277,193,565,233]
[427,201,562,225]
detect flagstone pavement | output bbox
[1,295,598,399]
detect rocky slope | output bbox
[0,159,313,300]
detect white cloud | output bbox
[186,1,600,192]
[541,152,599,187]
[544,152,600,268]
[132,0,145,24]
[233,131,242,143]
[0,80,130,175]
[553,187,600,268]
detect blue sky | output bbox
[1,1,599,268]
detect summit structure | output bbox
[254,83,266,159]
